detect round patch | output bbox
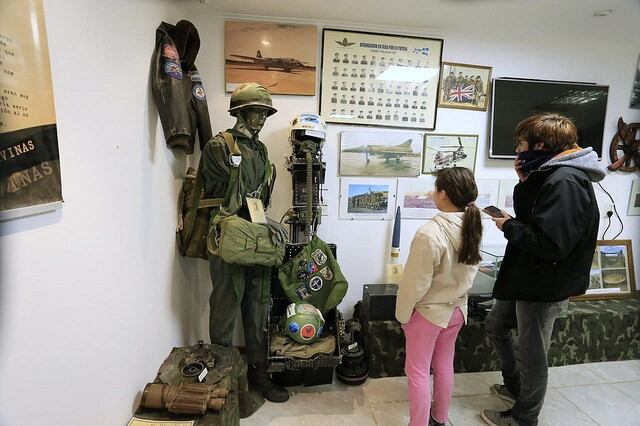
[162,43,179,61]
[163,60,183,79]
[288,322,300,334]
[309,276,323,292]
[300,324,316,340]
[192,84,206,100]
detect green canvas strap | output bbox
[221,131,241,210]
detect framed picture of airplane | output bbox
[422,133,478,174]
[224,21,317,96]
[339,131,423,177]
[339,177,397,220]
[438,62,492,111]
[396,176,437,219]
[320,29,443,130]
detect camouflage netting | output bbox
[364,299,640,378]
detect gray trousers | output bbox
[208,255,269,365]
[485,299,565,426]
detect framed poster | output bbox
[628,179,640,215]
[320,29,443,130]
[395,176,437,219]
[631,54,640,109]
[438,62,492,111]
[339,177,397,220]
[573,240,636,301]
[0,0,63,221]
[422,134,478,174]
[497,179,518,216]
[224,21,317,96]
[475,179,500,213]
[339,131,422,177]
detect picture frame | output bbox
[422,133,478,174]
[497,179,518,217]
[320,29,443,130]
[224,21,317,96]
[339,131,423,177]
[395,176,437,219]
[572,240,636,301]
[631,54,640,109]
[339,177,397,220]
[627,179,640,215]
[438,62,492,111]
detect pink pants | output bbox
[402,308,464,426]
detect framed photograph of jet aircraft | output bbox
[339,177,397,220]
[339,131,423,177]
[438,62,492,111]
[320,29,443,130]
[422,133,478,174]
[224,21,317,96]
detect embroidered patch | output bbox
[300,324,316,340]
[163,60,183,79]
[295,285,312,300]
[192,84,206,100]
[305,261,318,274]
[190,71,202,82]
[311,249,328,266]
[309,276,323,292]
[319,266,333,281]
[162,43,179,61]
[288,322,299,334]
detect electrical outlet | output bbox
[602,203,614,216]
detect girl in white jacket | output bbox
[396,167,482,426]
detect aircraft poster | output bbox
[0,0,63,220]
[224,21,317,96]
[339,131,422,177]
[339,177,397,221]
[422,133,478,174]
[320,29,443,130]
[395,176,437,219]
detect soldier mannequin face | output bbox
[240,107,269,134]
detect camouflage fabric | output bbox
[134,342,265,425]
[364,299,640,378]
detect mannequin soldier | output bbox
[202,82,289,403]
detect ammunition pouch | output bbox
[208,214,285,267]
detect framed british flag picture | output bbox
[438,62,492,111]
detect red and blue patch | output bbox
[192,84,206,100]
[164,60,183,79]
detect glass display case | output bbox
[469,245,506,295]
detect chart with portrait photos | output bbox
[320,29,443,130]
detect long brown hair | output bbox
[435,167,483,265]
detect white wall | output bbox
[0,1,638,424]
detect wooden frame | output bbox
[319,28,443,130]
[422,133,478,174]
[572,239,636,301]
[224,20,317,95]
[438,61,492,111]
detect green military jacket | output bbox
[202,120,275,302]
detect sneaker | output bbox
[480,409,521,426]
[490,384,517,405]
[429,415,446,426]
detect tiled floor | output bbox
[240,360,640,425]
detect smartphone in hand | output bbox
[482,205,505,218]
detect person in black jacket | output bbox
[480,113,605,426]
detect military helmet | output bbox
[283,302,325,345]
[289,113,327,142]
[228,82,277,117]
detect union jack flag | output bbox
[448,85,475,103]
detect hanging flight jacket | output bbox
[151,20,212,154]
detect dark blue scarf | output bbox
[518,150,559,173]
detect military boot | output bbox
[247,363,289,403]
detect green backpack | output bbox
[278,236,348,313]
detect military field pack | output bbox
[208,214,285,267]
[277,236,348,313]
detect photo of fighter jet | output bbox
[229,50,314,73]
[340,131,423,177]
[422,134,478,173]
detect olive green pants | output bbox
[208,255,270,365]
